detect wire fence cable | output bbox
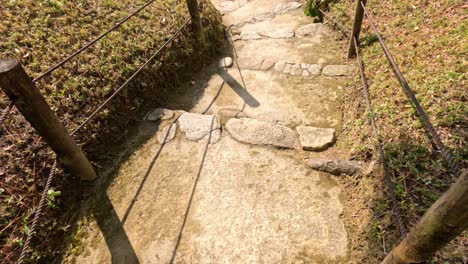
[0,100,14,128]
[32,0,159,83]
[17,159,58,264]
[318,8,351,36]
[16,17,189,263]
[353,37,408,238]
[70,18,190,136]
[360,1,461,177]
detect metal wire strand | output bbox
[318,8,351,36]
[32,0,159,83]
[18,159,58,264]
[70,18,190,136]
[360,1,461,177]
[0,100,14,128]
[353,37,408,238]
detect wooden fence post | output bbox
[381,170,468,264]
[186,0,205,46]
[0,59,96,181]
[348,0,367,58]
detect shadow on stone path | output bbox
[65,0,357,263]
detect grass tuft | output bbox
[330,0,467,262]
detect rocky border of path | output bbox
[232,23,324,41]
[146,109,336,151]
[146,109,369,177]
[219,56,353,77]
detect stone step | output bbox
[296,126,335,151]
[178,112,222,144]
[226,117,298,148]
[215,0,250,13]
[220,56,353,77]
[225,117,336,151]
[223,0,303,28]
[233,37,342,67]
[232,12,325,41]
[191,68,344,129]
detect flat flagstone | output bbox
[236,57,263,70]
[274,2,302,14]
[178,113,221,143]
[260,59,276,70]
[259,28,295,39]
[322,65,353,76]
[240,31,261,40]
[295,23,323,37]
[307,64,322,75]
[226,118,298,149]
[296,126,335,151]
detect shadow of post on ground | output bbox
[58,29,265,263]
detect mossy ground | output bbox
[0,0,224,262]
[324,0,467,262]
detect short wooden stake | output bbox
[348,0,367,58]
[0,59,96,180]
[186,0,205,46]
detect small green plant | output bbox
[47,189,62,209]
[304,0,320,17]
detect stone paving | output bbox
[67,0,355,263]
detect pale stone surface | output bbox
[68,0,354,261]
[296,126,335,151]
[283,63,292,74]
[231,34,241,41]
[218,57,233,68]
[322,65,353,76]
[178,113,221,143]
[239,12,310,41]
[236,38,342,66]
[274,61,286,72]
[301,70,310,76]
[191,68,345,129]
[236,57,263,70]
[157,123,177,144]
[306,159,365,176]
[220,1,237,12]
[145,108,174,121]
[290,64,302,76]
[240,31,261,40]
[226,118,298,149]
[296,23,323,37]
[69,135,348,263]
[259,28,294,39]
[274,2,302,14]
[260,59,275,70]
[254,11,274,22]
[308,64,322,75]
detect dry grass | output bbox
[0,0,224,262]
[327,0,467,262]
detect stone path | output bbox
[67,0,354,263]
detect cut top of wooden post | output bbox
[0,59,20,73]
